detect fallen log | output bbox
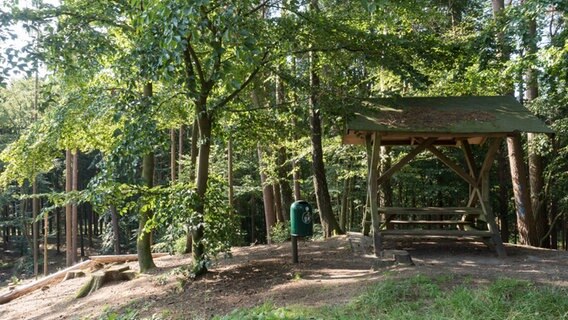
[0,259,92,305]
[1,253,169,304]
[89,253,168,264]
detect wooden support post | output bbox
[475,188,506,257]
[368,133,382,257]
[461,140,478,179]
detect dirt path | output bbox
[1,234,567,319]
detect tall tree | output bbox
[308,0,342,237]
[524,2,548,246]
[137,83,156,273]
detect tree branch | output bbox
[214,51,270,109]
[186,40,205,87]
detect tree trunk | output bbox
[79,205,84,257]
[56,207,61,254]
[379,147,393,207]
[43,199,48,275]
[258,145,276,243]
[498,145,510,242]
[507,134,539,245]
[32,179,39,276]
[178,125,185,175]
[339,176,350,232]
[65,149,73,267]
[170,128,176,181]
[525,13,548,247]
[190,119,199,181]
[72,150,79,264]
[308,0,342,237]
[87,205,93,248]
[110,205,120,255]
[277,147,294,221]
[292,160,301,201]
[185,120,199,253]
[228,137,234,211]
[137,83,156,273]
[192,107,212,275]
[273,183,284,223]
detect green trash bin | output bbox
[290,200,313,237]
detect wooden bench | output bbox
[379,207,482,229]
[376,207,492,237]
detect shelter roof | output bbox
[343,96,553,146]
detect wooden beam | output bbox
[474,188,506,257]
[467,138,503,207]
[478,138,503,179]
[427,145,477,186]
[460,140,478,179]
[377,137,437,186]
[368,133,382,256]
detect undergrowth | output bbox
[217,275,568,320]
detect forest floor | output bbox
[1,233,568,320]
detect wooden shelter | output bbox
[342,96,553,257]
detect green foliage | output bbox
[269,222,290,244]
[219,276,568,320]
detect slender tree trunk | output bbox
[250,195,256,243]
[110,205,120,255]
[87,205,93,248]
[379,147,393,207]
[185,120,199,253]
[258,145,276,243]
[93,211,98,236]
[56,208,60,254]
[192,106,212,274]
[228,137,234,211]
[79,205,84,257]
[137,83,156,273]
[292,160,301,201]
[65,149,73,266]
[71,150,78,264]
[179,125,185,174]
[171,128,177,181]
[32,179,39,276]
[273,184,284,223]
[190,119,199,180]
[308,0,342,237]
[339,176,351,232]
[498,145,510,242]
[43,196,48,275]
[277,147,293,221]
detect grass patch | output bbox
[217,275,568,320]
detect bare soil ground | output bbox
[1,233,567,320]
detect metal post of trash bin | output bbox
[291,236,299,263]
[290,200,313,264]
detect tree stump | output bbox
[76,265,136,298]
